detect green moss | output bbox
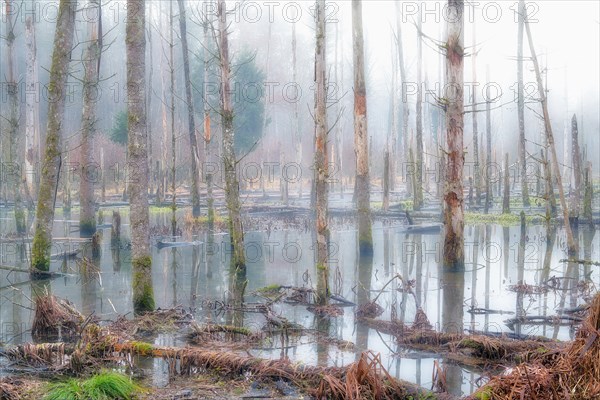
[399,200,414,211]
[465,212,542,227]
[132,256,155,314]
[44,371,140,400]
[131,341,154,356]
[472,386,493,400]
[256,284,282,297]
[31,229,50,273]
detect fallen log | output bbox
[559,258,600,266]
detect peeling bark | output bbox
[517,0,530,207]
[314,0,329,304]
[442,0,465,270]
[352,0,373,255]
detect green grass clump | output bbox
[44,371,140,400]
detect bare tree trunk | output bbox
[169,0,177,237]
[484,68,493,214]
[442,0,465,270]
[583,163,593,227]
[292,22,302,199]
[25,12,40,204]
[177,0,201,217]
[79,0,101,237]
[383,150,390,211]
[334,20,344,199]
[203,0,214,229]
[414,12,424,210]
[352,0,372,255]
[100,148,106,203]
[5,0,25,235]
[524,10,577,255]
[395,2,411,198]
[471,21,481,206]
[503,154,511,214]
[30,0,77,276]
[314,0,329,305]
[218,0,245,270]
[569,114,582,226]
[127,0,155,314]
[147,4,154,200]
[517,0,530,207]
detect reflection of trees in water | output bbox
[355,253,373,361]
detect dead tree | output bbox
[395,2,411,197]
[569,114,582,227]
[352,0,373,255]
[203,0,214,228]
[471,20,481,206]
[517,0,531,207]
[414,12,424,210]
[127,0,155,313]
[503,154,510,214]
[218,0,245,269]
[292,21,302,199]
[314,0,329,304]
[25,11,40,203]
[524,7,577,255]
[177,0,202,217]
[442,0,465,269]
[79,0,101,237]
[484,65,494,214]
[5,0,25,234]
[30,0,77,276]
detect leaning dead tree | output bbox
[79,0,102,237]
[127,0,155,313]
[524,7,577,255]
[30,0,78,276]
[218,0,245,270]
[442,0,465,269]
[314,0,329,305]
[517,0,531,207]
[352,0,373,255]
[177,0,202,217]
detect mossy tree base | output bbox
[132,255,155,315]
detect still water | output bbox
[1,207,598,396]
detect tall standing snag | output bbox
[218,0,245,270]
[30,0,77,276]
[524,7,577,255]
[79,0,101,237]
[352,0,373,255]
[569,114,582,226]
[314,0,329,305]
[127,0,155,313]
[442,0,465,270]
[177,0,202,217]
[517,0,530,207]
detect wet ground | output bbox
[1,204,598,397]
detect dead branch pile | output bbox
[0,378,20,400]
[359,317,563,367]
[31,295,84,339]
[109,307,193,338]
[470,293,600,399]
